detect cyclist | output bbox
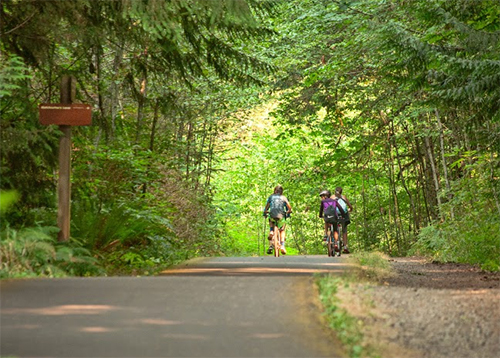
[333,186,353,253]
[263,185,292,255]
[319,190,345,251]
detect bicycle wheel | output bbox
[337,223,343,257]
[327,225,334,257]
[273,228,280,257]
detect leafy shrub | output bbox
[152,168,222,257]
[71,200,174,250]
[70,198,186,274]
[0,226,101,278]
[411,225,448,256]
[71,146,222,271]
[411,165,500,272]
[101,234,188,275]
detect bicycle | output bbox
[270,217,282,257]
[326,221,343,257]
[264,214,283,257]
[325,223,333,257]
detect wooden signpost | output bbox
[39,76,92,242]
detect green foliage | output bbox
[411,157,500,271]
[0,55,31,97]
[0,226,101,279]
[71,200,171,250]
[1,0,499,275]
[102,234,186,276]
[253,0,500,263]
[72,146,162,206]
[0,190,19,214]
[0,190,100,278]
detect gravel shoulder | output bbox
[338,257,500,358]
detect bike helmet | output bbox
[319,190,331,197]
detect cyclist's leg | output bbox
[268,218,275,239]
[279,223,286,242]
[333,222,340,248]
[323,221,329,241]
[343,224,347,245]
[279,221,287,254]
[343,220,350,252]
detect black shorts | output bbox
[324,220,340,230]
[341,212,351,226]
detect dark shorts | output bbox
[324,220,340,230]
[341,213,351,226]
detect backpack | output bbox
[269,195,286,220]
[336,198,348,217]
[324,203,339,224]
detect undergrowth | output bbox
[0,225,102,278]
[410,165,500,272]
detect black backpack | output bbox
[324,203,339,224]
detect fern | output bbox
[0,55,31,98]
[0,226,101,278]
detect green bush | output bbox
[0,226,101,278]
[411,156,500,272]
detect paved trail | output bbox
[1,256,350,357]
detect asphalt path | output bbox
[1,255,352,358]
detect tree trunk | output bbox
[205,124,216,188]
[361,172,368,250]
[135,76,147,145]
[414,136,433,224]
[109,43,124,142]
[149,99,159,152]
[435,109,454,219]
[385,128,404,254]
[391,118,417,238]
[185,121,193,180]
[424,131,442,221]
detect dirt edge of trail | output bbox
[337,256,500,358]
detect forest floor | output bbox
[337,256,500,358]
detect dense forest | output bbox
[1,0,499,277]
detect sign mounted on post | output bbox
[38,76,92,242]
[39,103,92,126]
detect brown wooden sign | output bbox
[39,103,92,126]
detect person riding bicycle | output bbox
[319,190,346,251]
[333,186,353,253]
[263,185,292,255]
